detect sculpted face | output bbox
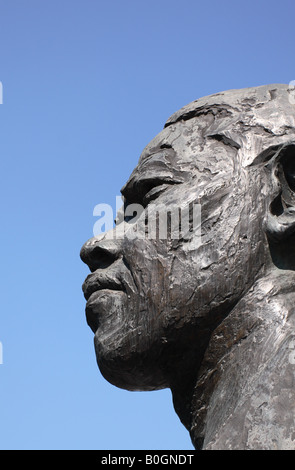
[80,84,295,391]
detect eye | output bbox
[120,181,171,225]
[132,178,177,208]
[121,177,183,217]
[142,183,170,205]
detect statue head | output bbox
[80,84,295,397]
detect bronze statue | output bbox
[81,84,295,449]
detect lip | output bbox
[82,271,124,301]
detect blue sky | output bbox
[0,0,294,450]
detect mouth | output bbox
[82,271,124,301]
[83,271,126,333]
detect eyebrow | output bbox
[207,133,241,150]
[121,174,183,206]
[164,104,235,128]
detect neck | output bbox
[172,269,295,450]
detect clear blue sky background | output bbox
[0,0,294,450]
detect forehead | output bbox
[135,117,236,178]
[137,84,295,175]
[125,84,295,192]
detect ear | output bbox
[264,142,295,242]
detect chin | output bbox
[94,331,169,392]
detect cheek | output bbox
[123,237,175,326]
[167,207,266,320]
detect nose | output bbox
[80,235,122,272]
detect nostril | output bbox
[89,246,117,272]
[80,241,119,272]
